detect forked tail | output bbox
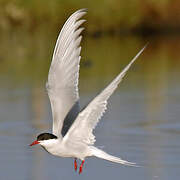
[90,146,138,167]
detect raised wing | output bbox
[46,9,87,138]
[64,45,146,144]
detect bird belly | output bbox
[41,139,92,160]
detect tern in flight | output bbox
[30,9,146,174]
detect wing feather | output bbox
[47,9,87,138]
[64,45,146,144]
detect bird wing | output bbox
[63,45,146,144]
[46,9,87,138]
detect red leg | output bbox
[74,158,77,171]
[79,160,85,174]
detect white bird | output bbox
[30,9,146,174]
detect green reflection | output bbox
[0,31,180,95]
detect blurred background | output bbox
[0,0,180,180]
[1,0,180,34]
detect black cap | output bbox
[37,133,57,141]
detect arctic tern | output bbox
[30,9,146,174]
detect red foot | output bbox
[79,160,85,174]
[74,158,77,171]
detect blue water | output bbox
[0,34,180,180]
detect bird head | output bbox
[30,133,58,147]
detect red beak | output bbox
[29,140,40,146]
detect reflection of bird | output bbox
[30,9,146,174]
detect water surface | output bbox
[0,32,180,180]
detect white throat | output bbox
[39,139,59,148]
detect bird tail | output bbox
[90,146,138,167]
